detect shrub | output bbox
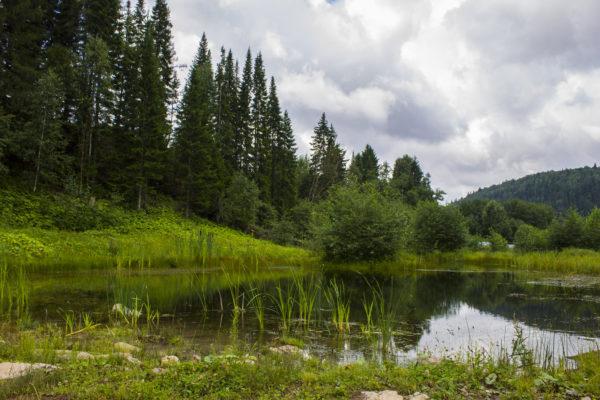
[219,173,260,232]
[514,224,549,252]
[0,232,48,258]
[312,184,411,261]
[548,209,585,249]
[489,231,508,251]
[412,202,467,253]
[584,208,600,250]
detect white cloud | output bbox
[163,0,600,200]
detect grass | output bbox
[0,207,314,272]
[1,322,600,399]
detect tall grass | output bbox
[293,273,319,328]
[0,262,29,318]
[1,213,315,272]
[273,282,295,333]
[325,279,351,334]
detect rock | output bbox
[581,397,591,400]
[360,391,404,400]
[151,367,166,375]
[160,355,180,366]
[192,354,202,362]
[0,362,57,380]
[114,342,140,353]
[55,350,95,361]
[409,394,429,400]
[565,388,579,397]
[115,352,141,365]
[76,351,95,360]
[269,345,301,355]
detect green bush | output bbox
[489,231,508,251]
[0,232,48,258]
[412,202,467,253]
[548,209,585,249]
[219,173,260,232]
[312,184,411,261]
[514,224,549,252]
[584,208,600,250]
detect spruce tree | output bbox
[237,49,253,176]
[129,23,169,209]
[251,53,270,200]
[172,36,224,217]
[349,144,379,183]
[151,0,178,124]
[308,113,345,200]
[215,48,239,175]
[271,110,298,213]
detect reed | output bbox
[325,279,351,334]
[272,282,295,333]
[293,273,319,328]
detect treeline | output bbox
[463,166,600,214]
[458,199,600,252]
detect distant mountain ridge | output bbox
[462,165,600,214]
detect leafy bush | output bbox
[0,232,48,258]
[514,224,549,252]
[489,231,508,251]
[312,184,411,261]
[584,208,600,250]
[219,174,260,232]
[548,209,585,249]
[412,202,467,253]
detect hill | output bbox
[462,165,600,214]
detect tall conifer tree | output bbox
[172,35,224,217]
[251,53,270,200]
[237,49,253,176]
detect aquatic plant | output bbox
[273,282,295,332]
[324,279,351,334]
[293,273,319,328]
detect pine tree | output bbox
[151,0,178,124]
[81,0,120,54]
[271,110,298,213]
[308,113,344,200]
[251,53,270,200]
[172,36,224,217]
[129,23,169,209]
[215,48,239,175]
[0,0,45,133]
[349,144,379,183]
[237,49,253,176]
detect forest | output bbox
[463,165,600,214]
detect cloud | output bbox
[160,0,600,200]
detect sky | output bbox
[157,0,600,200]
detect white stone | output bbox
[0,362,57,380]
[409,393,430,400]
[160,355,180,366]
[360,391,404,400]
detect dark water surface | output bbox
[24,267,600,364]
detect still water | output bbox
[23,267,600,364]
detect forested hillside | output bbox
[463,166,600,214]
[0,0,446,258]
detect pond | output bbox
[9,266,600,366]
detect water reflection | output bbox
[18,267,600,364]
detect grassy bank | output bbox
[0,190,314,271]
[1,323,599,399]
